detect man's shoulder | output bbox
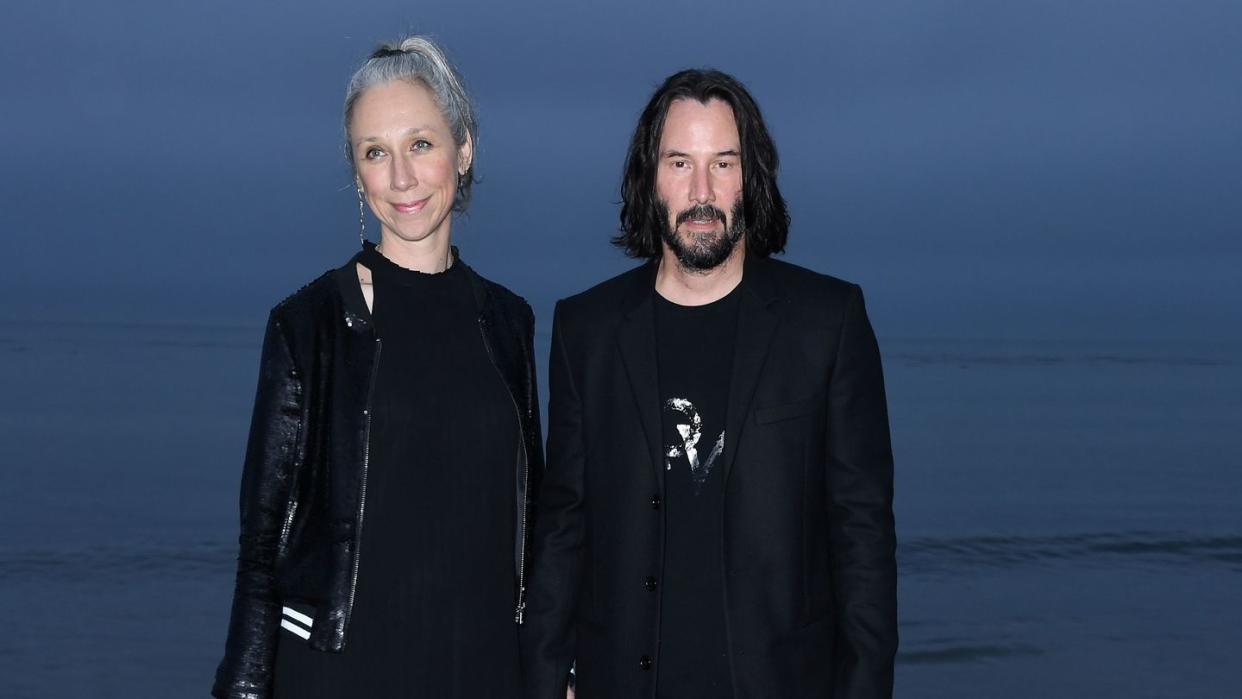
[555,261,653,325]
[754,255,859,306]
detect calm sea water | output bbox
[1,320,1238,697]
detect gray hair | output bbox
[344,35,479,212]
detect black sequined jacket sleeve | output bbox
[213,309,305,699]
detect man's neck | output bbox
[654,244,745,306]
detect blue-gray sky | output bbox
[2,0,1239,341]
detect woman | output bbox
[213,36,542,698]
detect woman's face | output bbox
[350,79,471,247]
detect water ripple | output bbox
[0,540,235,582]
[900,531,1242,574]
[892,352,1234,369]
[898,642,1044,665]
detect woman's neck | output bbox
[375,233,453,273]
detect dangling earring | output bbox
[356,186,366,246]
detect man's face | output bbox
[654,98,745,271]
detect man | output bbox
[521,69,897,699]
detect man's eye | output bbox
[672,160,687,168]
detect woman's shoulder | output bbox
[460,261,533,322]
[483,277,533,317]
[267,256,360,327]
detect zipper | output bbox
[277,370,305,560]
[347,336,382,625]
[278,498,299,557]
[514,440,529,625]
[477,315,531,625]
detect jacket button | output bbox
[639,655,653,671]
[650,495,662,510]
[644,576,658,592]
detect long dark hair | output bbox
[614,69,789,258]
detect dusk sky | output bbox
[3,0,1239,342]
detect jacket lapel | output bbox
[617,266,666,493]
[723,257,782,484]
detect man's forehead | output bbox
[664,96,737,123]
[659,97,741,148]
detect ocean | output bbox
[1,320,1238,697]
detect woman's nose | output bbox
[390,155,417,191]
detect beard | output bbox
[657,200,746,272]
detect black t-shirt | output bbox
[652,282,741,699]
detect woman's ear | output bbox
[457,132,474,177]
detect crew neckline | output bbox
[358,242,460,286]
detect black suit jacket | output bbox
[521,255,897,698]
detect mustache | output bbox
[675,204,727,226]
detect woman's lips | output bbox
[392,197,429,214]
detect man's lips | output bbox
[392,197,429,214]
[683,217,721,228]
[676,205,726,229]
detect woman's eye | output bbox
[365,147,384,159]
[413,139,432,151]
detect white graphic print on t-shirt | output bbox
[663,397,725,495]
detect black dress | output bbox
[272,245,522,697]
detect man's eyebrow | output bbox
[660,149,741,158]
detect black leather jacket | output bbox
[213,247,544,699]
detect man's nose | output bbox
[689,167,714,204]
